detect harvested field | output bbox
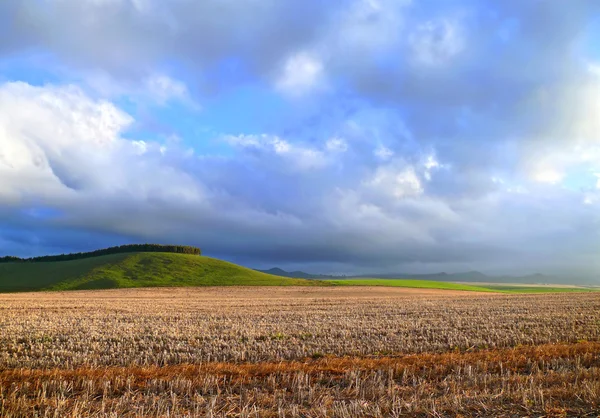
[2,342,600,417]
[1,287,600,416]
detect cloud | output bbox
[364,164,423,199]
[374,145,394,160]
[517,74,600,186]
[144,74,190,105]
[75,70,197,109]
[275,52,325,97]
[223,134,331,171]
[2,1,600,277]
[325,137,348,152]
[2,80,599,276]
[0,81,203,207]
[5,0,342,91]
[329,0,409,56]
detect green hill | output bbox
[1,249,594,293]
[0,252,315,292]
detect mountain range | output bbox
[258,268,599,285]
[257,268,342,280]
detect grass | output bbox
[1,251,597,293]
[483,285,599,293]
[0,252,314,292]
[326,278,600,293]
[325,278,497,292]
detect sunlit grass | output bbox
[326,278,600,293]
[325,278,494,292]
[0,252,314,292]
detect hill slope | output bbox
[0,252,315,292]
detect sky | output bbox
[1,0,600,277]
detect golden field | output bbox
[1,287,599,417]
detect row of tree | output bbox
[0,244,202,263]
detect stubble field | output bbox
[1,287,600,417]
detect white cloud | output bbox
[588,62,600,77]
[131,140,148,155]
[271,137,292,154]
[222,134,264,148]
[423,155,440,170]
[423,155,443,181]
[531,168,564,184]
[144,74,192,105]
[275,52,325,97]
[328,188,438,245]
[83,71,196,107]
[374,145,394,160]
[224,133,331,171]
[365,164,423,199]
[0,81,201,204]
[520,78,600,186]
[270,137,328,170]
[325,137,348,152]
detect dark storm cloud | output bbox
[3,0,348,91]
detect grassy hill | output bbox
[0,252,315,292]
[1,250,596,293]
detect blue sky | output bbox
[1,0,600,277]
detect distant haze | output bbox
[258,268,599,285]
[1,1,600,279]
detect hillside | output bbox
[0,252,315,292]
[2,251,594,294]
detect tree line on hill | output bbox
[0,244,201,263]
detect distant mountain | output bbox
[344,271,488,281]
[260,268,599,285]
[457,271,490,281]
[257,268,343,280]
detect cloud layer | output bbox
[1,0,600,276]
